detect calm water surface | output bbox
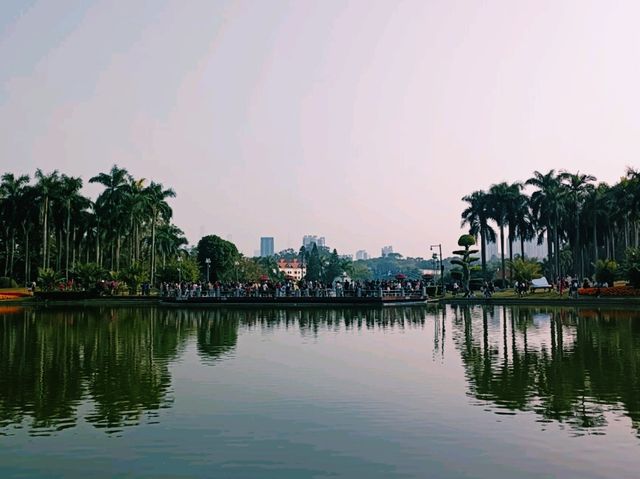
[1,304,640,478]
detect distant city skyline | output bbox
[2,1,638,258]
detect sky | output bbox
[2,0,640,258]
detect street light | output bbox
[430,244,444,296]
[234,260,240,282]
[177,256,182,283]
[205,257,211,283]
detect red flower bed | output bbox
[578,286,640,297]
[0,291,31,301]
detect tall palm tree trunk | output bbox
[24,228,30,283]
[42,195,49,270]
[9,232,15,277]
[150,212,157,285]
[65,200,71,280]
[500,225,506,283]
[480,227,487,280]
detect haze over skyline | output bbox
[2,0,639,258]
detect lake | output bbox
[1,304,640,478]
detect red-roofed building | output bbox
[277,259,306,280]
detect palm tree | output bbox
[526,170,565,279]
[504,182,524,276]
[488,182,515,283]
[90,165,132,270]
[17,184,39,282]
[513,194,536,260]
[142,182,176,284]
[461,190,496,280]
[0,173,30,277]
[58,175,89,280]
[155,223,188,267]
[34,169,61,270]
[559,171,596,278]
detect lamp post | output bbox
[205,257,211,283]
[177,256,182,283]
[430,244,444,296]
[234,260,239,282]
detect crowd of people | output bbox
[160,278,430,299]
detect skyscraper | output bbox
[355,250,369,260]
[381,245,394,257]
[302,235,326,249]
[260,237,275,257]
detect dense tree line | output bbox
[461,168,640,282]
[0,165,185,285]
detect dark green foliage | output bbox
[118,262,148,294]
[196,235,240,282]
[0,277,17,288]
[156,255,200,283]
[72,263,107,290]
[305,244,322,281]
[324,249,343,283]
[623,249,640,288]
[37,268,62,291]
[594,259,617,287]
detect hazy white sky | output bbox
[2,0,639,257]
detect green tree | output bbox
[0,173,30,278]
[324,249,343,283]
[560,171,596,278]
[462,190,496,280]
[526,170,566,279]
[142,181,176,284]
[508,258,542,284]
[196,235,240,282]
[305,243,322,281]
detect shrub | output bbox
[594,259,617,287]
[508,258,542,284]
[37,268,62,291]
[0,277,18,288]
[623,248,640,288]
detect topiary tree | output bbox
[450,234,479,294]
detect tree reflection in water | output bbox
[453,305,640,436]
[0,305,432,436]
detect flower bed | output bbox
[0,291,31,299]
[578,286,640,297]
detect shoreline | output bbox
[3,296,640,309]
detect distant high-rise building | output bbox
[355,250,369,260]
[260,237,275,257]
[303,235,326,249]
[381,245,394,257]
[484,239,548,260]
